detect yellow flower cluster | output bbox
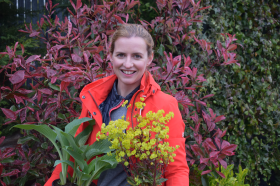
[96,98,179,168]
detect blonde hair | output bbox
[110,24,154,57]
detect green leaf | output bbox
[48,82,60,91]
[61,131,83,155]
[17,135,39,144]
[201,174,209,186]
[86,139,114,160]
[41,142,48,149]
[75,121,94,147]
[90,154,118,180]
[54,160,74,169]
[28,169,40,177]
[13,124,57,145]
[65,118,94,136]
[64,146,86,170]
[1,158,14,163]
[157,44,165,56]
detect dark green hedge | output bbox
[192,0,280,185]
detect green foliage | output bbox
[13,118,117,186]
[187,0,280,184]
[208,164,249,186]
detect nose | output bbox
[123,56,133,68]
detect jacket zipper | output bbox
[88,91,101,117]
[131,90,144,129]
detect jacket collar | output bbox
[79,71,161,109]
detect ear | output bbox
[147,52,154,66]
[108,53,112,61]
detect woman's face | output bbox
[110,37,153,93]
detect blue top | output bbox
[97,80,139,186]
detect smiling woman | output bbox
[110,36,153,97]
[45,24,189,186]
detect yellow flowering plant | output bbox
[96,98,179,186]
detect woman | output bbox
[45,24,189,186]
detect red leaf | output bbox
[26,55,41,64]
[22,162,30,173]
[44,105,57,120]
[220,129,227,138]
[203,138,217,151]
[45,175,49,183]
[227,44,237,51]
[194,133,202,145]
[185,150,193,158]
[1,169,20,177]
[69,0,75,10]
[197,6,212,11]
[191,144,204,157]
[14,95,24,104]
[1,108,16,120]
[201,170,212,175]
[17,147,26,159]
[195,99,207,107]
[198,163,206,170]
[13,160,25,165]
[2,148,14,158]
[0,163,3,177]
[183,55,192,67]
[210,151,219,158]
[127,0,140,10]
[19,108,27,123]
[221,150,235,156]
[190,159,195,166]
[52,45,65,51]
[60,81,70,92]
[218,158,227,170]
[113,15,125,24]
[76,0,82,9]
[29,32,40,37]
[20,43,25,55]
[68,19,72,36]
[35,183,42,186]
[0,136,5,145]
[184,87,195,90]
[215,115,226,123]
[39,88,52,95]
[216,170,225,178]
[222,144,237,152]
[71,54,82,63]
[9,70,25,84]
[201,94,214,99]
[0,179,6,186]
[200,157,209,164]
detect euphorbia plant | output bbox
[13,118,118,186]
[97,99,179,186]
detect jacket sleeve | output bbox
[164,97,189,186]
[44,104,89,186]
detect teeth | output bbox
[123,70,134,75]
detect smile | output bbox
[121,70,136,75]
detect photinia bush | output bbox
[0,0,241,185]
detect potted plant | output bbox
[14,117,118,186]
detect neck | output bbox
[117,80,141,97]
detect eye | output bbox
[134,54,142,59]
[116,53,125,58]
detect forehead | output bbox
[113,37,147,53]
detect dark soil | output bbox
[52,179,96,186]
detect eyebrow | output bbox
[114,52,144,55]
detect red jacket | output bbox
[45,72,189,186]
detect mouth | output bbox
[121,70,136,75]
